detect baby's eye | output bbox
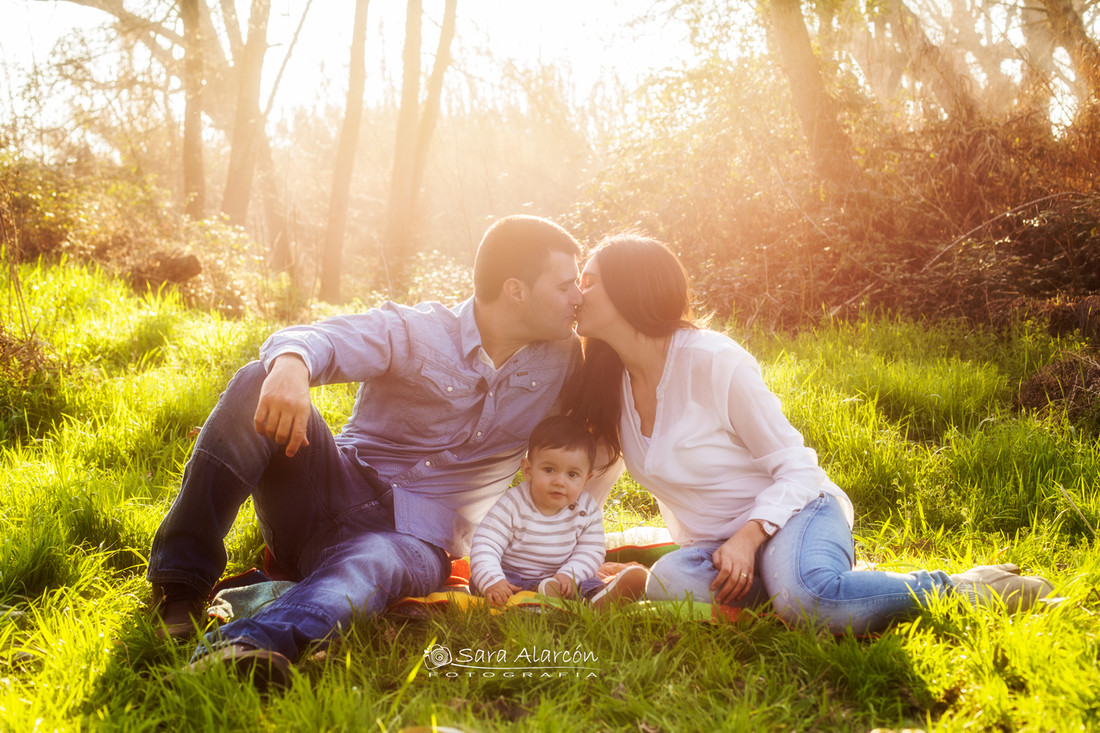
[568,471,580,479]
[542,466,554,473]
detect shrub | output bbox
[0,154,271,318]
[0,324,66,443]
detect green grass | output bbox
[2,261,1100,731]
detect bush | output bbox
[567,50,1100,330]
[0,323,66,443]
[0,154,271,318]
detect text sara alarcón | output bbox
[454,646,598,665]
[426,645,600,678]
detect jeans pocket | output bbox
[333,490,396,536]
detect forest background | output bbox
[1,0,1096,329]
[2,0,1100,730]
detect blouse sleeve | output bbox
[719,354,832,529]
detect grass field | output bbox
[2,261,1099,731]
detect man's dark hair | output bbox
[473,215,582,302]
[527,414,597,471]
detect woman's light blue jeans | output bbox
[147,362,449,660]
[646,494,954,634]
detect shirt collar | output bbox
[455,297,485,361]
[456,296,529,370]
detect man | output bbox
[148,215,584,687]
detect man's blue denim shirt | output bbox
[259,297,583,556]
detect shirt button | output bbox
[446,386,453,393]
[476,431,482,437]
[488,391,494,397]
[530,381,537,387]
[425,460,432,467]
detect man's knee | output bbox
[330,533,448,597]
[227,361,268,398]
[203,361,267,426]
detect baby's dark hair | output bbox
[527,414,597,471]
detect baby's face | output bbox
[523,445,592,516]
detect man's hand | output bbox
[710,521,770,605]
[484,579,521,606]
[253,354,313,457]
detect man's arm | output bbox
[253,354,313,457]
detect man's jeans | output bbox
[147,362,449,659]
[646,494,955,634]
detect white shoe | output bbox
[949,563,1054,612]
[589,565,649,608]
[537,577,564,598]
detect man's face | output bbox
[520,251,582,341]
[522,446,592,516]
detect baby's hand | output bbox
[554,573,578,599]
[484,579,520,605]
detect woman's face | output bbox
[575,257,621,339]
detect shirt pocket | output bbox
[419,361,481,401]
[380,361,480,446]
[497,365,563,440]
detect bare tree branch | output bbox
[262,0,315,120]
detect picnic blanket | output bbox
[203,527,747,624]
[207,527,762,625]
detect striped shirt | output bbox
[259,298,581,556]
[470,481,605,593]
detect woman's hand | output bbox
[710,521,770,604]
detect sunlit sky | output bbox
[0,0,695,121]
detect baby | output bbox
[471,415,648,606]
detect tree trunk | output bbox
[846,15,907,102]
[258,1,313,275]
[882,0,982,119]
[766,0,861,186]
[381,0,424,288]
[320,0,370,303]
[1040,0,1100,103]
[180,0,205,219]
[219,0,245,60]
[947,0,1014,115]
[221,0,271,225]
[409,0,457,203]
[1019,3,1059,115]
[63,0,310,275]
[256,139,291,273]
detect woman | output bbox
[568,234,1052,633]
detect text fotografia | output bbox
[422,643,600,678]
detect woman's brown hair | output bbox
[564,235,697,467]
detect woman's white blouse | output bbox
[620,329,854,545]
